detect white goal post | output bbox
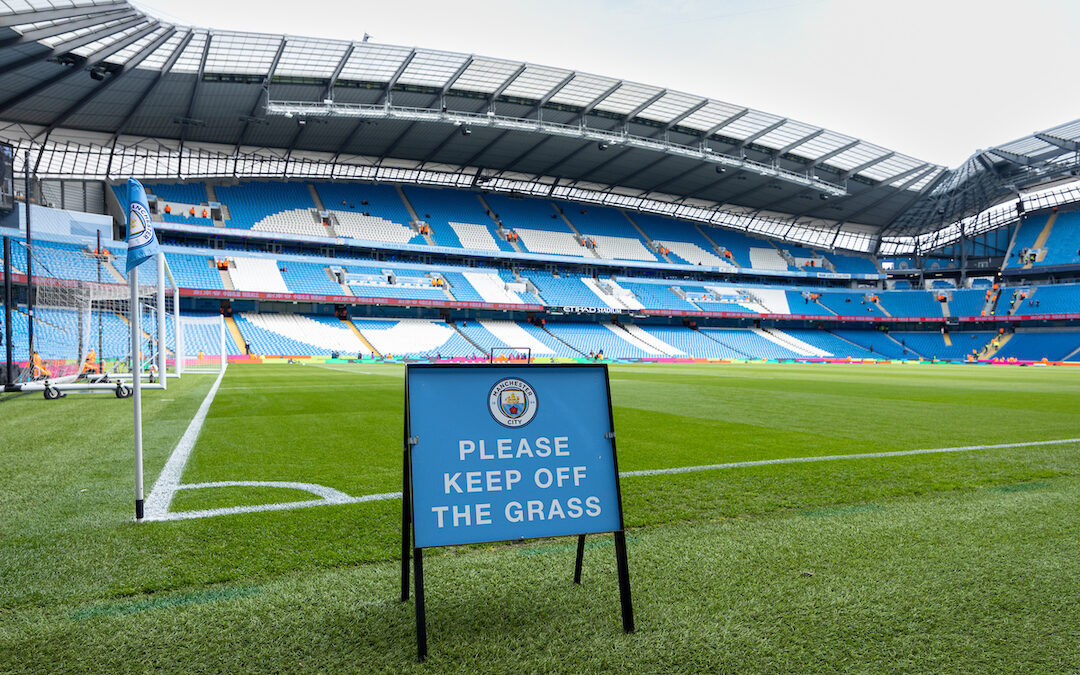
[10,243,182,398]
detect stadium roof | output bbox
[1,0,1078,254]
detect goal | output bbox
[2,235,181,398]
[489,347,532,363]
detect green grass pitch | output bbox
[2,362,1079,672]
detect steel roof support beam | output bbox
[575,81,622,122]
[677,171,739,203]
[537,139,593,177]
[735,119,786,149]
[575,146,635,183]
[109,30,194,144]
[661,99,708,132]
[500,135,556,174]
[753,184,815,213]
[698,108,748,140]
[841,151,893,179]
[878,170,951,234]
[839,165,937,223]
[606,152,670,187]
[0,13,149,73]
[987,147,1039,167]
[518,71,575,120]
[235,36,286,153]
[39,27,178,137]
[0,1,130,27]
[640,161,703,196]
[0,19,159,116]
[720,178,773,206]
[429,55,474,108]
[377,122,418,165]
[623,90,666,124]
[775,128,824,156]
[441,55,474,95]
[376,48,416,106]
[0,7,136,48]
[419,125,467,167]
[178,32,212,150]
[324,43,354,101]
[808,139,860,167]
[1034,132,1080,152]
[459,129,510,169]
[485,63,527,112]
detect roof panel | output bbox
[39,12,128,48]
[678,99,745,131]
[337,42,412,82]
[451,55,519,94]
[636,90,702,124]
[905,166,944,191]
[859,154,920,181]
[547,72,618,107]
[824,142,889,171]
[722,109,783,140]
[597,81,662,115]
[501,63,571,100]
[104,24,168,65]
[170,29,207,73]
[203,30,280,75]
[276,36,346,78]
[71,17,151,57]
[752,119,818,151]
[795,129,855,159]
[397,49,470,88]
[138,28,185,70]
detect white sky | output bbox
[132,0,1080,168]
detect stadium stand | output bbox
[352,318,483,358]
[215,182,314,230]
[993,330,1080,361]
[403,186,512,251]
[229,257,290,293]
[166,252,225,290]
[316,183,415,227]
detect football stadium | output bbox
[2,1,1079,671]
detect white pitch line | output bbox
[150,490,402,522]
[143,367,228,520]
[619,437,1080,477]
[144,436,1080,522]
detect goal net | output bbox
[2,237,179,394]
[489,347,532,363]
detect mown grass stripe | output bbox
[70,587,260,621]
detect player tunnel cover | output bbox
[407,365,624,549]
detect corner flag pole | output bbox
[124,177,159,522]
[131,263,144,520]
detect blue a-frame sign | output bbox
[401,363,634,660]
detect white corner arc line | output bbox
[619,437,1080,477]
[155,490,402,522]
[176,481,355,501]
[143,367,228,520]
[144,436,1080,522]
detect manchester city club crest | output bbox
[488,377,538,427]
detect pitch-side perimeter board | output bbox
[401,363,634,660]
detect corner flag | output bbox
[125,178,159,272]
